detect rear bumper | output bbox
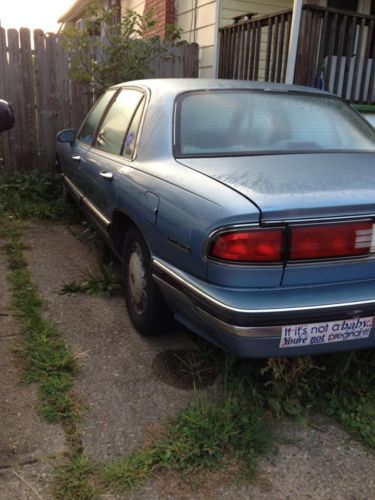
[152,258,375,357]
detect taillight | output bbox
[209,229,283,263]
[290,222,373,260]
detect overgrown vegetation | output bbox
[1,171,374,498]
[254,352,375,448]
[60,262,123,298]
[0,170,75,221]
[1,219,79,423]
[63,2,183,96]
[54,364,274,498]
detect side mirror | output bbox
[0,100,15,132]
[57,129,76,144]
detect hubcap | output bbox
[128,241,147,315]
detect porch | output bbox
[218,3,375,104]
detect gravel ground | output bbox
[0,222,374,499]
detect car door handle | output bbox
[99,171,113,180]
[72,155,81,162]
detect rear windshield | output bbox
[175,90,375,157]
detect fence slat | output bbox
[20,28,38,169]
[34,30,49,169]
[7,29,22,168]
[56,35,71,129]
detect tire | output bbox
[123,226,172,335]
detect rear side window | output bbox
[78,90,116,145]
[95,89,143,156]
[122,101,144,158]
[175,90,375,157]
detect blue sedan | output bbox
[57,79,375,358]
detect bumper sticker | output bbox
[280,316,374,348]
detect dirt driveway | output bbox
[1,223,374,499]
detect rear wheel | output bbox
[123,226,172,335]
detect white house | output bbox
[59,0,375,99]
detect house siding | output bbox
[220,0,292,26]
[121,0,146,16]
[176,0,218,77]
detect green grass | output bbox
[248,351,375,448]
[60,263,123,298]
[53,456,97,500]
[353,104,375,114]
[54,367,274,497]
[0,170,76,221]
[2,220,79,424]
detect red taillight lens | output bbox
[209,229,283,262]
[290,222,373,260]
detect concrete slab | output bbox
[0,247,66,497]
[25,224,197,461]
[0,461,55,500]
[22,223,375,498]
[129,419,375,500]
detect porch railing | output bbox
[219,9,293,83]
[218,3,375,104]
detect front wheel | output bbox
[123,226,172,335]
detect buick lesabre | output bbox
[57,79,375,357]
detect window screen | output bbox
[95,89,143,156]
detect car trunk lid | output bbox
[177,153,375,286]
[177,153,375,222]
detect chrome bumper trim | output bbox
[152,258,375,316]
[195,307,281,338]
[154,274,280,338]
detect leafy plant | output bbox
[60,262,123,297]
[0,171,75,221]
[63,2,183,96]
[257,351,375,447]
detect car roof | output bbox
[111,78,331,97]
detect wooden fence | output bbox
[0,28,198,173]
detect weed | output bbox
[3,221,79,424]
[60,263,123,298]
[0,171,76,221]
[101,369,274,493]
[256,350,375,448]
[53,455,97,500]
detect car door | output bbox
[78,88,145,224]
[66,89,117,192]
